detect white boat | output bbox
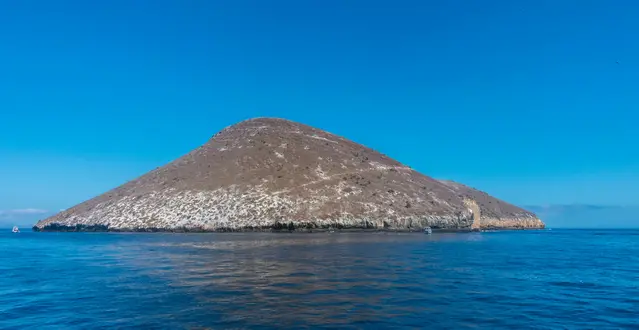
[12,226,19,233]
[424,227,432,235]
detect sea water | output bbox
[1,229,637,329]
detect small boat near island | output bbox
[12,226,20,233]
[424,227,432,235]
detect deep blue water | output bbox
[1,229,638,329]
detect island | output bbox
[33,118,545,232]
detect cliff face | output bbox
[440,181,545,230]
[34,118,544,232]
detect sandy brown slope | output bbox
[34,118,544,232]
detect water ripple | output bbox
[1,229,638,329]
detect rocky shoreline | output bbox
[32,222,543,233]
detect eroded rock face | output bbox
[34,118,544,232]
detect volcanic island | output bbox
[34,118,544,232]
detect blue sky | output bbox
[1,1,638,226]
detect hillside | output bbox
[34,118,544,232]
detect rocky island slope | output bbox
[34,118,544,232]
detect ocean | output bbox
[1,229,637,329]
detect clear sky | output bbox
[1,1,638,226]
